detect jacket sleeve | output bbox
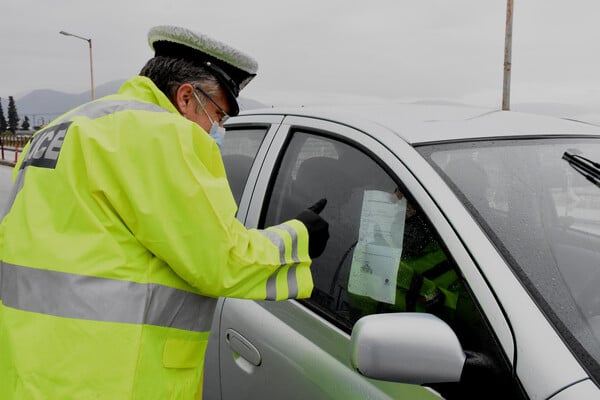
[88,114,313,300]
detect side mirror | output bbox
[350,313,466,384]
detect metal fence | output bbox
[0,135,31,165]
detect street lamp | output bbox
[59,30,95,100]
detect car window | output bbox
[262,130,525,399]
[221,127,267,205]
[263,130,464,327]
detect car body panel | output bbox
[548,379,598,400]
[216,299,442,399]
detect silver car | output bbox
[203,103,600,399]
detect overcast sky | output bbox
[2,0,600,115]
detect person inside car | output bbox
[347,187,464,322]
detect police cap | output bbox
[148,25,258,116]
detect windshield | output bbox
[419,137,600,379]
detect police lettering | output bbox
[20,121,72,170]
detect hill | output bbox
[15,79,265,127]
[15,80,125,126]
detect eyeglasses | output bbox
[194,86,230,125]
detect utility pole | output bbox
[502,0,514,111]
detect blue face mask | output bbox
[192,90,227,148]
[209,121,226,148]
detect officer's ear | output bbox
[174,83,196,116]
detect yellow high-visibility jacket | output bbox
[0,76,313,399]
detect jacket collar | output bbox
[118,76,179,114]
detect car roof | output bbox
[240,102,600,145]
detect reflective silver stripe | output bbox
[260,229,286,265]
[266,273,277,300]
[277,224,300,263]
[265,264,299,300]
[261,229,284,298]
[54,99,169,124]
[286,264,299,298]
[260,224,302,300]
[0,262,215,332]
[260,223,300,265]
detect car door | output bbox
[206,115,523,400]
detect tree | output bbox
[21,116,30,131]
[0,97,7,133]
[7,96,19,133]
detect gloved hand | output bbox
[294,198,330,259]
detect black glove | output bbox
[294,198,330,259]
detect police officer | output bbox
[0,25,328,399]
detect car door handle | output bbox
[225,328,262,366]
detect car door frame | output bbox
[223,114,285,221]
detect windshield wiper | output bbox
[562,151,600,187]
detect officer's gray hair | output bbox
[139,56,222,107]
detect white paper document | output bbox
[348,190,406,304]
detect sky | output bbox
[1,0,600,117]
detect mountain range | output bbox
[15,80,125,125]
[14,79,266,127]
[12,81,600,129]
